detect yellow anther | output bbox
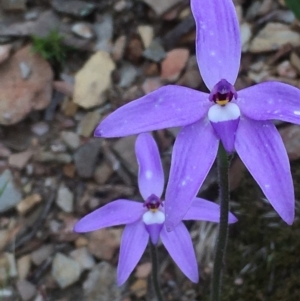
[216,99,229,106]
[150,208,158,213]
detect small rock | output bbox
[94,14,113,52]
[31,244,54,266]
[142,77,163,94]
[74,51,115,109]
[141,0,181,16]
[138,25,154,48]
[240,23,252,52]
[31,122,49,136]
[72,23,94,39]
[88,228,122,260]
[143,39,166,62]
[74,139,102,178]
[52,253,81,289]
[114,0,127,11]
[6,253,17,278]
[83,262,120,301]
[77,111,101,138]
[113,136,138,175]
[56,185,74,213]
[53,81,74,97]
[70,247,95,271]
[0,46,53,125]
[0,143,11,158]
[277,60,297,78]
[94,161,114,184]
[126,37,143,63]
[135,262,152,278]
[16,280,36,301]
[63,164,76,178]
[61,131,80,150]
[161,48,189,82]
[130,279,147,298]
[19,62,31,79]
[290,52,300,74]
[0,170,22,213]
[17,255,31,280]
[118,62,138,88]
[35,152,72,164]
[8,150,33,170]
[112,35,127,61]
[0,45,11,65]
[16,193,42,215]
[51,0,95,17]
[249,23,300,53]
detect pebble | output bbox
[141,0,181,16]
[72,23,94,39]
[0,170,22,213]
[280,125,300,161]
[94,161,114,184]
[31,244,54,266]
[56,185,74,213]
[118,62,138,88]
[74,51,115,109]
[74,139,102,178]
[17,255,31,280]
[31,122,49,136]
[16,280,37,301]
[88,228,122,260]
[83,262,120,301]
[249,23,300,53]
[112,35,127,61]
[77,111,101,138]
[240,23,252,52]
[143,39,166,62]
[0,143,11,158]
[16,193,42,215]
[1,0,26,11]
[6,253,17,278]
[0,44,11,65]
[290,52,300,74]
[277,60,297,78]
[161,48,189,82]
[70,247,95,271]
[94,14,113,52]
[61,131,80,150]
[52,0,95,17]
[135,262,152,278]
[138,25,154,48]
[52,253,81,289]
[142,77,163,94]
[130,279,147,297]
[35,152,72,164]
[8,150,33,170]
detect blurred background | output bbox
[0,0,299,300]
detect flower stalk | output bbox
[210,143,230,301]
[150,242,164,301]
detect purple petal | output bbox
[183,197,237,224]
[165,119,219,231]
[145,223,164,245]
[74,200,144,233]
[135,133,164,200]
[160,222,198,282]
[236,81,300,125]
[210,118,240,153]
[94,86,211,137]
[118,220,149,286]
[191,0,241,90]
[235,117,294,224]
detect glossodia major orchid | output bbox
[94,0,300,229]
[74,133,237,286]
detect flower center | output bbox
[144,194,163,212]
[209,79,237,106]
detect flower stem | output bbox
[149,242,164,301]
[210,143,230,301]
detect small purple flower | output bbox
[94,0,300,229]
[74,133,237,285]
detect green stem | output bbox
[149,242,164,301]
[210,143,230,301]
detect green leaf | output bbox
[285,0,300,20]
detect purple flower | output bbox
[74,133,237,285]
[94,0,300,229]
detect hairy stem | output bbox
[150,243,164,301]
[210,143,230,301]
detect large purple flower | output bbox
[74,133,237,285]
[95,0,300,228]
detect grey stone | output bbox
[74,139,102,178]
[56,185,74,213]
[118,62,138,88]
[143,39,166,62]
[83,262,120,301]
[0,170,22,213]
[51,0,95,17]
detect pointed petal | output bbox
[165,119,219,231]
[118,220,149,286]
[74,200,144,233]
[237,81,300,124]
[160,223,198,282]
[145,223,164,245]
[183,198,237,224]
[191,0,241,90]
[135,133,164,199]
[235,117,294,224]
[95,86,210,137]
